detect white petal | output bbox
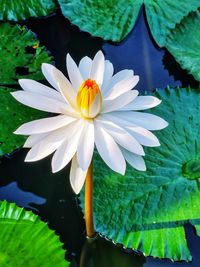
[104,73,139,100]
[89,94,102,118]
[18,79,65,103]
[120,96,161,111]
[94,122,126,175]
[102,90,139,113]
[23,133,48,148]
[42,63,62,91]
[107,111,168,130]
[126,125,160,147]
[25,119,79,162]
[15,115,77,135]
[102,70,137,97]
[90,51,105,85]
[77,120,94,170]
[67,54,83,91]
[11,91,69,114]
[121,148,146,171]
[95,119,144,155]
[101,60,114,91]
[51,120,84,173]
[70,155,87,194]
[79,56,92,80]
[51,67,77,108]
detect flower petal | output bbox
[90,51,105,85]
[120,96,161,111]
[67,53,83,91]
[94,122,126,175]
[102,90,139,113]
[95,118,144,155]
[79,56,92,80]
[102,70,138,98]
[51,120,84,173]
[24,119,79,162]
[104,73,139,100]
[126,125,160,147]
[70,155,88,194]
[19,79,65,103]
[23,133,48,148]
[107,111,168,130]
[101,60,114,91]
[11,91,69,114]
[15,115,77,135]
[77,120,94,170]
[121,148,146,171]
[42,63,62,91]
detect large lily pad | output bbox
[58,0,200,45]
[0,0,57,21]
[81,88,200,261]
[0,201,68,266]
[166,11,200,82]
[0,23,52,84]
[0,87,45,156]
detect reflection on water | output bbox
[0,182,46,210]
[79,236,145,267]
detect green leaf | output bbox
[58,0,143,42]
[144,0,200,46]
[166,11,200,82]
[0,23,52,84]
[58,0,200,44]
[0,201,69,267]
[0,87,45,155]
[0,0,57,21]
[81,88,200,261]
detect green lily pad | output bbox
[0,0,57,21]
[0,200,69,267]
[0,87,45,155]
[58,0,200,44]
[81,87,200,261]
[144,0,200,46]
[166,11,200,82]
[0,23,52,85]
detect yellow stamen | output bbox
[77,79,102,119]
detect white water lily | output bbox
[11,51,168,194]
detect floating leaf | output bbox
[0,0,57,21]
[144,0,200,46]
[0,87,45,155]
[81,88,200,261]
[166,11,200,82]
[0,201,69,266]
[58,0,143,42]
[0,23,52,84]
[58,0,200,44]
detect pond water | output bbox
[0,7,199,267]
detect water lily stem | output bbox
[85,161,95,238]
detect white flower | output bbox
[11,51,168,194]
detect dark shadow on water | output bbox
[79,236,145,267]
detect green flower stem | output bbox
[85,161,95,238]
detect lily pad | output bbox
[166,11,200,82]
[0,200,68,266]
[58,0,200,44]
[81,88,200,261]
[0,87,45,156]
[0,0,57,21]
[144,0,200,46]
[0,23,52,85]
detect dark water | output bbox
[0,7,200,267]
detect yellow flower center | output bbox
[77,79,102,119]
